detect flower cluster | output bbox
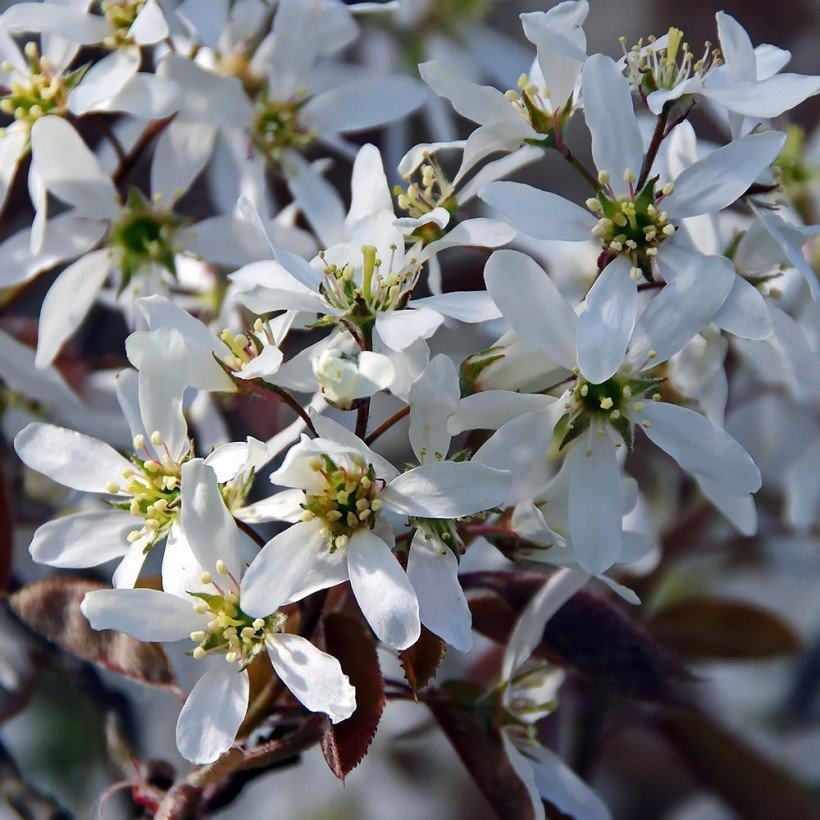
[1,2,818,818]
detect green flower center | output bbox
[252,94,315,165]
[588,176,676,274]
[108,189,186,292]
[301,455,382,549]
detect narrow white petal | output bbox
[703,75,820,118]
[408,354,460,463]
[712,274,773,340]
[150,121,217,205]
[35,250,112,368]
[480,182,594,241]
[696,476,757,536]
[582,55,643,195]
[30,511,131,568]
[0,5,111,43]
[68,48,140,115]
[484,249,577,367]
[407,532,473,652]
[81,588,203,642]
[640,402,761,495]
[14,422,130,493]
[267,633,356,723]
[347,529,420,650]
[375,307,443,352]
[383,461,511,518]
[664,131,786,218]
[176,663,249,764]
[577,256,636,384]
[567,433,623,575]
[284,150,345,248]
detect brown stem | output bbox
[636,109,670,191]
[113,114,176,188]
[364,404,410,445]
[239,378,317,436]
[98,119,127,165]
[234,517,265,548]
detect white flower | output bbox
[239,421,512,650]
[232,144,512,358]
[481,55,787,334]
[311,348,394,409]
[82,459,356,764]
[481,248,760,574]
[499,568,613,820]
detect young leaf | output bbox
[8,578,179,693]
[648,597,802,660]
[320,612,385,780]
[399,626,446,693]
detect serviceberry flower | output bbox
[82,459,356,764]
[239,424,511,650]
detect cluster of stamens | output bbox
[318,244,422,316]
[252,93,315,164]
[559,366,663,452]
[189,562,286,668]
[101,0,146,47]
[219,320,277,375]
[505,73,561,136]
[621,28,722,93]
[394,158,457,238]
[301,454,383,550]
[108,190,185,290]
[107,432,190,548]
[587,172,676,273]
[0,43,72,128]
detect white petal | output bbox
[30,510,131,568]
[176,663,248,764]
[234,489,304,524]
[383,461,511,518]
[128,0,168,45]
[696,475,757,536]
[785,439,820,533]
[284,150,345,248]
[411,291,501,324]
[419,60,516,125]
[151,121,216,204]
[346,143,392,226]
[234,345,284,381]
[162,525,210,599]
[348,529,420,650]
[417,218,517,262]
[267,633,356,723]
[30,117,119,219]
[712,274,773,340]
[664,131,786,219]
[567,433,623,575]
[0,127,27,214]
[240,521,345,617]
[502,567,589,678]
[375,307,443,352]
[180,460,253,581]
[305,75,426,135]
[484,249,577,367]
[628,249,734,368]
[68,48,140,115]
[501,736,547,820]
[480,182,594,241]
[529,744,613,820]
[450,392,555,434]
[582,55,643,195]
[14,422,130,493]
[137,328,189,459]
[703,74,820,118]
[81,588,203,642]
[408,354,460,463]
[407,531,473,652]
[640,402,761,494]
[0,4,111,43]
[35,249,112,368]
[577,256,636,384]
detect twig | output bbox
[637,108,669,190]
[364,405,410,445]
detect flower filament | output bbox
[219,319,277,376]
[505,73,569,136]
[189,563,286,669]
[252,92,315,165]
[394,158,457,241]
[621,28,722,94]
[101,0,146,48]
[318,244,422,318]
[301,454,382,549]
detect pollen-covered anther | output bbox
[301,455,381,548]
